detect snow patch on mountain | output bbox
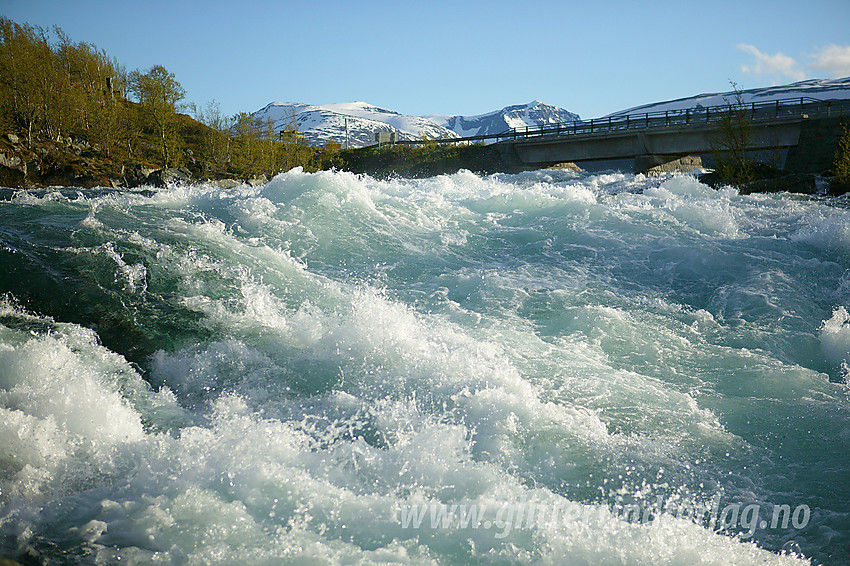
[253,101,459,148]
[252,78,849,149]
[606,77,850,117]
[429,101,581,137]
[253,100,582,148]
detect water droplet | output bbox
[781,540,802,557]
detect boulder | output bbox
[828,177,850,196]
[123,164,158,187]
[636,155,703,176]
[738,173,819,195]
[545,162,581,171]
[210,178,241,189]
[0,162,25,186]
[0,152,22,170]
[245,174,268,187]
[146,167,192,187]
[0,152,31,180]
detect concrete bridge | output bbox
[502,97,850,173]
[399,97,850,174]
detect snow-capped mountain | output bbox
[428,101,581,137]
[606,77,850,117]
[252,100,581,148]
[253,101,460,148]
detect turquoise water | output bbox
[1,169,849,564]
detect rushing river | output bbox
[1,168,849,565]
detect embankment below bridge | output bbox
[338,115,849,195]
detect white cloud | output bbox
[737,44,806,82]
[737,43,850,83]
[808,45,850,78]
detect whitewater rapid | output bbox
[1,169,849,564]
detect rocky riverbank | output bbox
[0,131,272,190]
[2,127,847,196]
[698,170,837,196]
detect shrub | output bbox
[709,82,756,185]
[832,122,850,194]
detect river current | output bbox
[1,168,849,564]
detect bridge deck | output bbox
[397,97,850,153]
[394,97,850,171]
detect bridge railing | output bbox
[507,97,849,141]
[393,97,850,147]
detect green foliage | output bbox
[129,65,186,167]
[191,99,231,173]
[710,82,756,185]
[0,18,127,151]
[223,111,314,178]
[833,122,850,192]
[0,17,326,182]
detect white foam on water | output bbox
[792,209,850,252]
[0,323,799,564]
[5,169,843,563]
[0,290,808,564]
[0,309,178,500]
[820,306,850,368]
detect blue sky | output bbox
[2,0,849,120]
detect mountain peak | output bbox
[433,101,580,138]
[252,100,581,148]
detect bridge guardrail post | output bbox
[495,95,844,156]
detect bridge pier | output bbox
[633,154,703,176]
[498,99,829,174]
